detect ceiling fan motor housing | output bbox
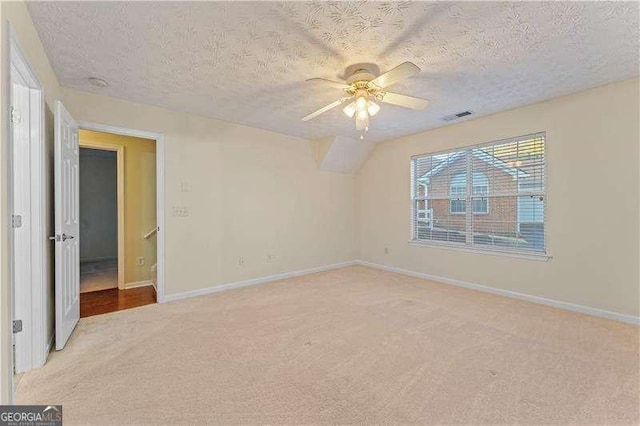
[346,69,377,86]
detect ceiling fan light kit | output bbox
[302,62,430,137]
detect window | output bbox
[449,172,489,214]
[411,132,546,254]
[449,173,467,214]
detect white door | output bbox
[11,79,31,372]
[54,101,80,350]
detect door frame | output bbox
[5,26,48,385]
[77,121,166,302]
[78,142,125,290]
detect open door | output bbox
[53,101,80,350]
[11,78,32,372]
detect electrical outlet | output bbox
[384,247,389,255]
[137,257,145,266]
[266,253,274,262]
[172,206,189,217]
[238,257,245,266]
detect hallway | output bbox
[80,258,118,293]
[80,286,156,318]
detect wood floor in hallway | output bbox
[80,285,156,318]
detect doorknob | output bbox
[49,234,74,242]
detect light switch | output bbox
[172,206,189,217]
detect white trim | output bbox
[45,333,54,358]
[356,260,640,325]
[3,19,12,406]
[77,121,166,303]
[145,258,637,325]
[78,142,125,289]
[123,280,154,290]
[7,26,48,379]
[408,240,551,261]
[162,261,357,303]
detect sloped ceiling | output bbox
[27,1,639,143]
[317,136,375,174]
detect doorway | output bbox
[5,68,167,396]
[78,130,158,318]
[79,148,118,294]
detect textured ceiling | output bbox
[28,1,639,143]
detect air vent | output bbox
[441,110,474,122]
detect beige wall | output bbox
[79,130,157,285]
[357,79,640,317]
[64,89,357,296]
[0,1,62,402]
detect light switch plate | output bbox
[172,206,189,217]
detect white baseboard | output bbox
[124,280,154,289]
[356,260,640,325]
[162,261,357,303]
[155,258,638,325]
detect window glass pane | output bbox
[416,150,468,199]
[471,195,544,252]
[471,196,520,249]
[469,134,545,252]
[472,198,488,214]
[472,172,489,195]
[517,195,545,251]
[414,200,466,243]
[450,199,466,213]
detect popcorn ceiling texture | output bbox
[27,1,639,142]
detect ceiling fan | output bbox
[302,62,429,133]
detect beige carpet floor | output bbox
[16,266,639,424]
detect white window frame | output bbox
[410,132,548,259]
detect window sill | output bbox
[408,240,552,261]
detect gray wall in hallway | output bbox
[79,148,117,261]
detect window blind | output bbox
[411,132,546,254]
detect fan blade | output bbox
[302,98,349,121]
[368,62,421,89]
[306,78,351,90]
[379,92,429,110]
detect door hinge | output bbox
[10,107,21,124]
[11,214,22,228]
[12,320,22,334]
